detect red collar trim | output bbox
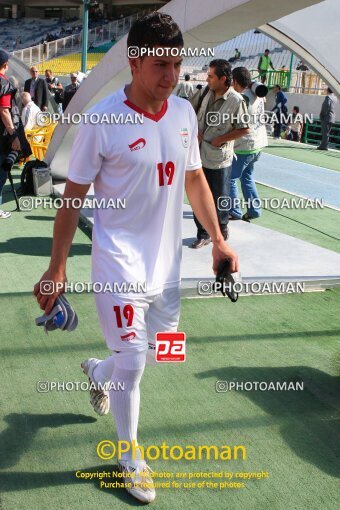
[124,98,168,122]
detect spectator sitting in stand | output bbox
[228,48,241,63]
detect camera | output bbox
[251,81,268,98]
[213,259,241,303]
[2,150,19,172]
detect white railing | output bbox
[289,71,327,95]
[12,8,154,67]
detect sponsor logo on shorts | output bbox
[155,332,186,362]
[120,332,136,341]
[128,138,146,151]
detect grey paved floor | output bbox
[54,184,340,296]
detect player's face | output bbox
[131,51,182,101]
[206,67,226,92]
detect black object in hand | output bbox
[214,259,239,303]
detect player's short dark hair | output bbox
[265,49,270,53]
[184,74,190,81]
[0,49,9,67]
[275,84,281,90]
[209,59,232,87]
[293,106,299,113]
[232,67,251,88]
[327,87,333,94]
[45,69,52,73]
[127,12,183,53]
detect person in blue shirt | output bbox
[272,84,288,139]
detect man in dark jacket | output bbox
[24,67,49,111]
[317,87,337,150]
[0,51,30,217]
[62,73,80,112]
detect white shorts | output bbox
[94,287,180,363]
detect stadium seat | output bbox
[25,123,57,160]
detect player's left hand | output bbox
[212,240,239,274]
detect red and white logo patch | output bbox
[128,138,146,151]
[155,332,186,362]
[120,332,136,341]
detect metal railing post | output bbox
[81,0,89,73]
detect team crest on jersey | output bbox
[128,138,146,151]
[180,128,189,148]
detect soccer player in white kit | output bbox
[34,12,238,503]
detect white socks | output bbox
[109,350,147,463]
[92,355,116,386]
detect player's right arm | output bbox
[33,178,90,314]
[34,112,105,314]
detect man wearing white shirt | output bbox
[21,92,41,131]
[176,73,194,99]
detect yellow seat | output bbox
[25,123,57,160]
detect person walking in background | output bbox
[45,69,60,94]
[317,87,337,150]
[176,73,194,99]
[21,92,41,131]
[24,67,49,111]
[229,68,268,222]
[257,49,275,84]
[45,69,63,113]
[287,106,303,142]
[272,84,288,139]
[190,59,250,248]
[62,73,80,111]
[296,60,309,93]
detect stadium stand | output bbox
[181,30,297,82]
[0,17,83,52]
[36,51,107,75]
[11,7,155,66]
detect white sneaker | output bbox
[118,459,156,503]
[0,210,11,219]
[81,358,110,415]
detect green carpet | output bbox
[254,184,340,253]
[263,140,340,172]
[185,182,340,254]
[0,290,339,510]
[1,165,339,510]
[0,169,92,294]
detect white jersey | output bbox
[68,86,201,296]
